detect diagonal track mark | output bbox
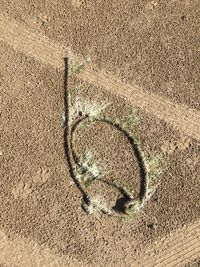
[80,68,200,141]
[0,13,199,141]
[136,220,200,267]
[141,223,200,265]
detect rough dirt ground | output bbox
[0,1,200,266]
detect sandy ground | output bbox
[0,1,200,266]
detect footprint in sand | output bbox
[11,181,33,200]
[11,168,51,200]
[32,168,50,185]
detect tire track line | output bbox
[141,223,200,264]
[144,225,200,266]
[136,221,200,267]
[164,245,200,267]
[156,240,200,267]
[174,250,200,267]
[0,14,66,68]
[0,13,199,141]
[80,68,200,141]
[142,234,197,266]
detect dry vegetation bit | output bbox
[69,55,91,75]
[68,97,109,125]
[75,150,105,187]
[82,195,112,217]
[121,106,140,132]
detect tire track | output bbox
[136,220,200,267]
[80,68,200,141]
[176,250,200,267]
[164,245,200,267]
[0,222,199,267]
[157,240,200,267]
[0,14,66,68]
[142,226,200,266]
[141,223,200,264]
[0,13,199,141]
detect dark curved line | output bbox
[70,115,148,202]
[63,58,148,212]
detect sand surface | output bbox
[0,1,200,266]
